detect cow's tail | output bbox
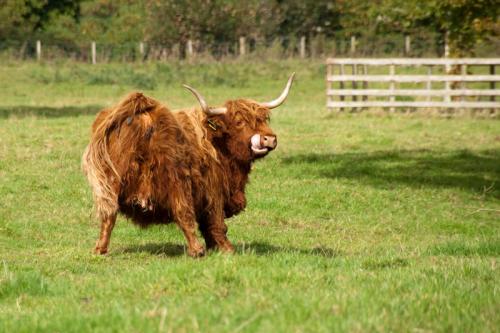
[82,92,157,219]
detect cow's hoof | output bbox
[208,242,234,254]
[220,243,235,254]
[94,241,108,255]
[188,246,205,258]
[94,246,108,255]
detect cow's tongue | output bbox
[251,134,268,154]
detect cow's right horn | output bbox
[183,85,227,116]
[259,72,295,109]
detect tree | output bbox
[0,0,80,46]
[275,0,341,41]
[143,0,278,58]
[0,0,34,42]
[374,0,499,56]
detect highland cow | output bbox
[82,74,295,257]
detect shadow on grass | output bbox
[121,242,186,257]
[236,241,340,257]
[121,241,340,258]
[281,149,500,198]
[0,105,102,118]
[362,257,409,270]
[429,240,500,256]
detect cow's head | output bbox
[183,73,295,163]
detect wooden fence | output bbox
[28,34,457,62]
[326,58,500,112]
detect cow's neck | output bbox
[207,129,253,216]
[209,135,252,195]
[221,154,251,194]
[213,147,252,217]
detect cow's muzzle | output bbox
[251,134,277,156]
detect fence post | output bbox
[490,65,496,102]
[405,35,411,55]
[444,31,450,59]
[326,62,332,112]
[352,64,358,111]
[444,67,451,103]
[239,37,246,57]
[461,65,467,102]
[362,64,368,103]
[36,40,42,61]
[139,42,144,60]
[426,66,432,102]
[300,36,306,58]
[350,36,356,55]
[389,64,395,112]
[444,32,451,103]
[91,41,96,64]
[187,39,194,59]
[339,64,345,112]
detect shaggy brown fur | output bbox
[82,92,278,256]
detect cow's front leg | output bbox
[94,213,117,255]
[200,209,234,253]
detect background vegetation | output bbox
[0,0,498,60]
[0,60,499,332]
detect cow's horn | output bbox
[260,72,295,109]
[183,84,227,116]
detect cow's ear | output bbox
[205,117,227,138]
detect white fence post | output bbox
[461,65,467,102]
[239,37,246,57]
[426,66,432,102]
[339,64,345,112]
[362,65,368,102]
[326,62,332,112]
[352,64,358,111]
[405,35,411,55]
[350,36,356,55]
[389,65,395,112]
[139,42,144,58]
[91,41,96,64]
[187,39,194,59]
[444,31,450,59]
[491,65,496,102]
[36,40,41,61]
[300,36,306,58]
[444,32,451,103]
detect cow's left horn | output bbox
[183,85,227,116]
[259,72,295,109]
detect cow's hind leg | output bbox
[169,190,205,258]
[94,213,117,255]
[175,211,205,258]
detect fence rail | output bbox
[326,58,500,65]
[326,58,500,112]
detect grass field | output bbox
[0,60,499,333]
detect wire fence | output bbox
[1,33,498,62]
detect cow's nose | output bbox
[262,135,277,150]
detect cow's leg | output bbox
[174,209,205,258]
[200,208,234,253]
[169,188,205,258]
[198,216,217,250]
[94,213,117,255]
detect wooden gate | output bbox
[326,58,500,112]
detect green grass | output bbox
[0,60,499,333]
